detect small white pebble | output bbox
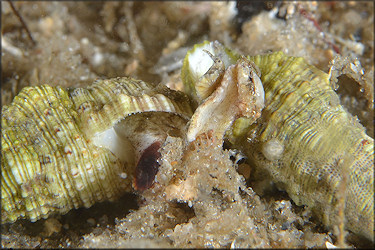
[262,138,284,161]
[81,37,89,45]
[92,52,104,66]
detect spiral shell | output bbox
[246,52,374,241]
[181,41,374,241]
[1,77,192,223]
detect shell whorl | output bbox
[1,77,192,223]
[246,52,374,241]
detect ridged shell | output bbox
[245,52,374,241]
[1,77,193,223]
[181,41,374,241]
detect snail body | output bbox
[1,77,192,223]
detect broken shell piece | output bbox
[181,40,239,105]
[186,56,265,142]
[181,40,264,142]
[194,49,225,102]
[165,176,198,203]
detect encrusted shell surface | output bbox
[1,77,193,223]
[181,41,374,241]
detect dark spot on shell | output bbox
[134,141,161,191]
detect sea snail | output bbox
[1,77,192,223]
[2,40,373,244]
[0,41,265,226]
[181,41,374,242]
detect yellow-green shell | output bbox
[243,52,373,241]
[1,77,193,223]
[181,42,374,242]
